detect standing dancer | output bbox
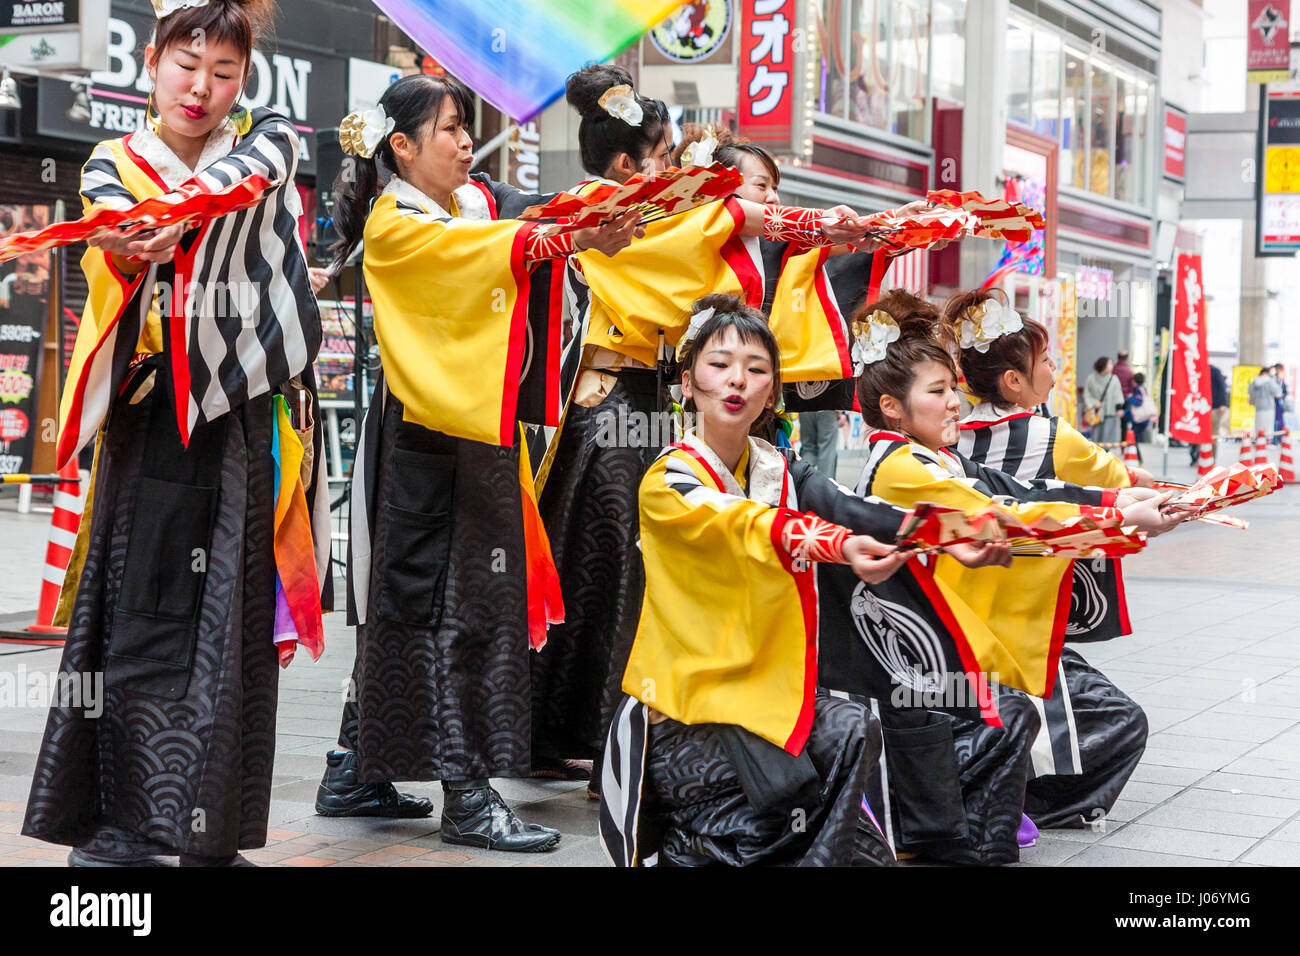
[24,0,327,866]
[948,289,1150,829]
[531,66,877,784]
[318,74,641,850]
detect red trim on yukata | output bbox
[720,198,763,308]
[770,507,820,756]
[469,179,497,219]
[958,411,1035,430]
[166,220,211,447]
[498,222,534,446]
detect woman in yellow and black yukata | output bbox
[598,294,1012,866]
[836,289,1181,864]
[24,0,329,867]
[315,73,643,852]
[949,287,1153,833]
[530,65,893,788]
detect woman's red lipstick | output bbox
[182,104,207,120]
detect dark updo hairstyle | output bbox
[673,123,780,185]
[150,0,273,80]
[1094,355,1112,375]
[853,289,957,430]
[680,293,783,437]
[330,74,476,271]
[942,287,1050,406]
[565,64,671,179]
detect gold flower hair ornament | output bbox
[850,310,901,375]
[151,0,208,17]
[598,84,643,127]
[339,106,395,159]
[679,126,718,167]
[958,299,1024,354]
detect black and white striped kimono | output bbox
[24,108,327,859]
[956,404,1148,830]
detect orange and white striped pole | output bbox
[1197,443,1215,477]
[1122,429,1140,470]
[1238,432,1255,468]
[1280,429,1297,484]
[25,458,86,635]
[1255,429,1271,467]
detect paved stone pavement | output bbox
[1,441,1298,867]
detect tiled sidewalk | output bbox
[1,446,1297,866]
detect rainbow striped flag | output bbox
[369,0,682,120]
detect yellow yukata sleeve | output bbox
[363,195,532,447]
[768,248,852,382]
[872,446,1079,697]
[578,198,750,366]
[621,452,818,755]
[1052,419,1132,488]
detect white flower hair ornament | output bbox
[679,127,718,167]
[151,0,208,17]
[679,306,716,355]
[851,310,901,375]
[598,84,643,127]
[958,299,1024,354]
[339,105,396,159]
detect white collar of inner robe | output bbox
[127,116,240,190]
[677,429,789,508]
[961,401,1032,425]
[382,175,491,222]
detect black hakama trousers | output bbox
[338,396,532,783]
[1023,648,1149,829]
[23,368,278,857]
[529,369,661,763]
[642,696,895,867]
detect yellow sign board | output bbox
[1230,364,1260,434]
[1265,146,1300,193]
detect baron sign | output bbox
[0,0,77,29]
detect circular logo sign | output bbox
[649,0,732,63]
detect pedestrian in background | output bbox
[1249,366,1282,445]
[1272,363,1289,444]
[1126,371,1156,445]
[1210,363,1230,460]
[1083,356,1123,445]
[799,409,840,478]
[1113,349,1135,399]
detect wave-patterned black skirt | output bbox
[530,369,662,762]
[340,396,533,783]
[23,373,278,857]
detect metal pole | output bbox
[1161,262,1178,476]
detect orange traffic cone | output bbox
[1122,429,1140,469]
[1255,429,1271,467]
[1281,429,1297,484]
[1238,433,1255,468]
[1197,443,1215,477]
[26,458,86,635]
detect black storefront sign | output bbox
[35,5,345,176]
[0,0,78,29]
[0,204,53,475]
[1266,97,1300,146]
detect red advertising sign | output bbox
[1164,105,1186,180]
[1170,254,1212,445]
[1248,1,1292,83]
[737,0,795,147]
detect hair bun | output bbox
[565,63,636,120]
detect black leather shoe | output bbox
[314,750,434,818]
[439,781,561,852]
[68,827,176,867]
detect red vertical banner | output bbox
[1247,1,1292,83]
[737,0,795,147]
[1170,254,1211,445]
